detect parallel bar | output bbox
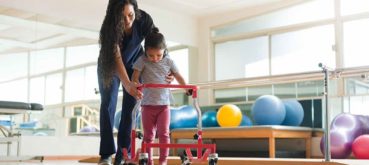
[323,66,331,162]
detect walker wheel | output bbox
[136,131,143,139]
[138,158,148,165]
[208,158,218,165]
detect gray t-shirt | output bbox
[133,55,179,105]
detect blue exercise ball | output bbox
[170,106,198,130]
[114,110,122,130]
[281,100,304,126]
[114,110,141,130]
[239,115,253,126]
[33,132,48,136]
[80,126,97,133]
[202,111,219,127]
[251,95,286,125]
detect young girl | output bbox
[132,27,188,165]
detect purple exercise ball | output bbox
[320,113,369,159]
[320,129,354,159]
[331,113,363,138]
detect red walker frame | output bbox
[121,84,218,165]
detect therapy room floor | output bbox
[1,158,369,165]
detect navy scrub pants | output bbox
[98,68,136,163]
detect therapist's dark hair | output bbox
[122,0,141,19]
[98,0,141,88]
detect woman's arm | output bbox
[114,45,142,99]
[114,45,130,87]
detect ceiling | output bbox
[139,0,285,16]
[0,0,288,54]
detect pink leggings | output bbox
[141,105,170,165]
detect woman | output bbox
[97,0,172,165]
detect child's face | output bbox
[146,48,164,63]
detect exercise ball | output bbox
[170,106,198,130]
[19,120,38,129]
[320,129,353,159]
[216,104,242,127]
[239,115,253,126]
[251,95,286,125]
[33,132,48,136]
[80,126,97,133]
[352,135,369,159]
[114,110,122,130]
[356,115,369,134]
[202,111,219,127]
[281,100,304,126]
[331,113,364,138]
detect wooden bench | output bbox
[171,126,322,158]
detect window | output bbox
[30,48,64,75]
[215,36,269,80]
[345,76,369,96]
[0,53,28,82]
[65,66,99,102]
[212,0,333,37]
[0,79,27,102]
[30,76,45,104]
[346,96,369,116]
[65,68,85,102]
[248,85,272,101]
[170,48,189,84]
[45,73,63,105]
[274,83,297,99]
[214,88,247,103]
[296,80,324,98]
[84,66,99,100]
[343,18,369,67]
[66,44,99,67]
[271,25,335,75]
[341,0,369,16]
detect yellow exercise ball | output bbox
[216,104,242,127]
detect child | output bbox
[132,27,188,165]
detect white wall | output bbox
[140,4,198,47]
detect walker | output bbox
[121,84,218,165]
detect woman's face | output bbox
[146,48,164,63]
[122,4,135,31]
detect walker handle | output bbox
[137,84,198,98]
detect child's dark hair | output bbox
[144,27,167,54]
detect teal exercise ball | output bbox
[202,111,219,127]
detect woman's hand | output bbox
[125,81,143,100]
[165,73,174,83]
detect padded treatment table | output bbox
[0,101,43,161]
[0,101,43,114]
[171,126,322,158]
